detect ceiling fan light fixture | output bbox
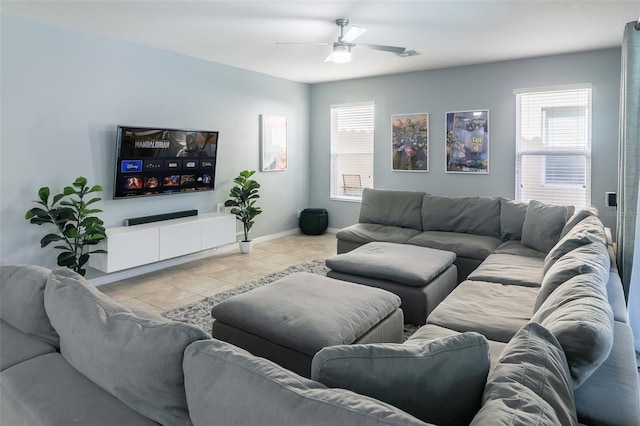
[332,44,351,63]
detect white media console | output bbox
[89,212,237,273]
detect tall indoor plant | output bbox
[224,170,262,253]
[25,176,107,276]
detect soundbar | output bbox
[123,209,198,226]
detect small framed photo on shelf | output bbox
[391,113,429,172]
[445,110,489,174]
[260,114,287,171]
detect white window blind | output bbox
[330,102,374,200]
[515,85,591,208]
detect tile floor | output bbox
[98,232,337,315]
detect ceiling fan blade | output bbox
[342,26,366,43]
[324,52,334,62]
[276,42,332,46]
[356,43,406,54]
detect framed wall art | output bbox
[391,113,429,172]
[260,114,287,171]
[445,110,489,174]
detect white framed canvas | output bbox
[260,114,287,171]
[445,110,489,174]
[391,113,429,172]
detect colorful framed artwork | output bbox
[260,114,287,171]
[445,110,489,174]
[391,113,429,172]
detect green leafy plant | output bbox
[224,170,263,242]
[25,176,107,276]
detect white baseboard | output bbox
[88,228,336,287]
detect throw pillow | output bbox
[521,200,574,253]
[560,205,600,239]
[184,339,427,426]
[499,198,528,241]
[531,273,614,388]
[0,264,59,348]
[44,268,208,425]
[543,215,607,274]
[535,242,610,312]
[311,332,490,426]
[471,323,577,426]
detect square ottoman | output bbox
[210,272,403,378]
[326,242,458,325]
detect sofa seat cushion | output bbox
[0,265,59,348]
[471,323,577,426]
[183,339,429,426]
[493,240,546,259]
[421,194,501,238]
[359,188,426,230]
[406,231,502,261]
[534,242,610,312]
[467,253,544,287]
[427,280,538,343]
[521,200,574,253]
[311,333,490,426]
[326,242,456,287]
[544,215,607,273]
[336,223,422,245]
[0,353,159,426]
[44,268,208,425]
[531,273,614,388]
[0,321,57,371]
[574,321,640,425]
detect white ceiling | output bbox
[2,1,639,84]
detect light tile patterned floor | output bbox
[98,232,337,315]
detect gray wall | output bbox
[0,15,310,275]
[309,48,621,233]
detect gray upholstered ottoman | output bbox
[210,272,403,378]
[326,242,457,325]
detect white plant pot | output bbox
[239,240,252,254]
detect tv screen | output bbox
[113,126,219,199]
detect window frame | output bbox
[514,84,592,209]
[329,101,375,202]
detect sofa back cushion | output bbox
[0,264,59,348]
[422,195,501,238]
[544,215,607,274]
[359,188,425,230]
[183,339,429,426]
[535,243,610,312]
[521,200,574,253]
[499,198,528,241]
[471,323,577,426]
[560,205,600,239]
[44,268,208,425]
[531,273,614,388]
[311,333,489,426]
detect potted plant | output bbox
[224,170,262,253]
[25,176,107,276]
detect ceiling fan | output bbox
[278,18,419,64]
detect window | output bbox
[515,85,591,208]
[330,102,374,201]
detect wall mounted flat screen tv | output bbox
[114,126,219,199]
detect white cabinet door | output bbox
[201,215,237,249]
[159,220,202,260]
[92,228,159,273]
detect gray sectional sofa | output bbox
[2,263,628,425]
[335,188,640,425]
[1,186,638,424]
